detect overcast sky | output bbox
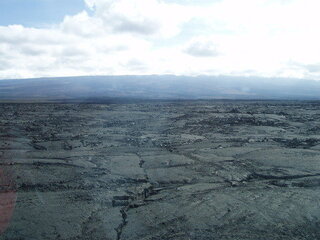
[1,0,320,79]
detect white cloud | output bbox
[61,11,105,37]
[184,37,219,57]
[84,0,191,37]
[1,0,320,79]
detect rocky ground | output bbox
[1,100,320,240]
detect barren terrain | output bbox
[1,100,320,239]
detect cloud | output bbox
[123,58,148,72]
[0,60,10,71]
[286,62,320,80]
[0,25,74,45]
[84,0,191,37]
[61,11,105,37]
[185,38,219,57]
[304,64,320,73]
[1,0,320,80]
[111,17,159,35]
[19,44,47,56]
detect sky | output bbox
[1,0,320,79]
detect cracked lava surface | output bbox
[1,100,320,239]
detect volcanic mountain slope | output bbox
[1,75,320,100]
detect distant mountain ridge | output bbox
[0,75,320,101]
